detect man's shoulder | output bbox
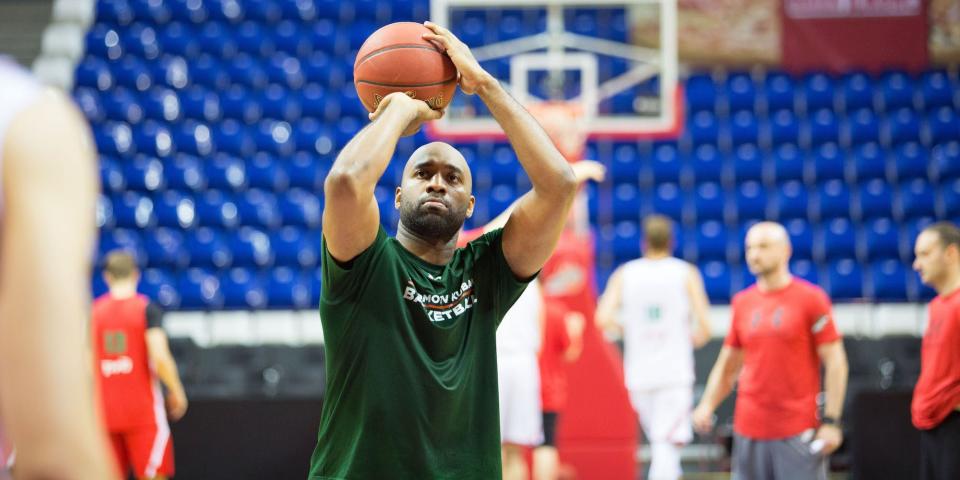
[789,277,829,301]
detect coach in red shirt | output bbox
[93,251,188,480]
[911,222,960,480]
[693,222,849,480]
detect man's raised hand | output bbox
[368,91,444,137]
[422,21,496,96]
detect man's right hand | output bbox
[692,404,715,434]
[166,389,188,421]
[368,91,444,137]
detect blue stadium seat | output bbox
[196,190,239,229]
[802,73,835,112]
[98,228,145,266]
[149,54,189,89]
[98,194,115,229]
[847,108,880,146]
[733,263,756,292]
[811,142,847,182]
[886,107,921,145]
[693,182,726,223]
[814,179,851,220]
[920,70,955,111]
[863,218,901,261]
[153,190,196,228]
[112,192,156,229]
[933,141,960,182]
[942,179,960,218]
[293,117,335,154]
[729,111,760,146]
[725,72,756,113]
[273,20,309,56]
[75,60,113,98]
[114,56,153,91]
[286,152,327,190]
[277,189,321,228]
[928,107,960,145]
[100,156,126,193]
[140,269,180,310]
[488,185,517,220]
[650,183,684,223]
[334,117,363,148]
[270,227,319,268]
[157,22,198,57]
[612,221,641,262]
[773,181,808,221]
[265,55,305,90]
[267,267,312,309]
[86,24,124,59]
[611,142,642,184]
[143,228,188,268]
[247,153,289,191]
[164,153,205,191]
[184,228,232,269]
[348,20,379,49]
[190,54,229,89]
[686,74,717,113]
[133,121,174,157]
[490,145,518,186]
[828,258,863,300]
[904,217,936,256]
[197,23,237,58]
[122,23,161,59]
[306,20,336,55]
[177,268,224,309]
[841,72,875,112]
[771,143,807,184]
[700,261,731,303]
[880,70,915,111]
[96,121,137,157]
[174,121,214,156]
[229,227,273,267]
[820,218,857,261]
[226,54,268,89]
[695,221,730,262]
[852,142,887,182]
[769,110,800,146]
[612,184,642,223]
[204,152,247,191]
[870,260,909,301]
[124,154,165,192]
[689,111,720,146]
[236,190,281,228]
[102,88,143,123]
[893,142,929,181]
[807,108,840,145]
[260,84,301,121]
[142,87,181,122]
[650,142,682,185]
[220,86,262,124]
[732,144,765,184]
[763,71,796,113]
[899,179,936,220]
[734,181,767,223]
[856,179,894,221]
[790,258,819,284]
[246,0,282,24]
[785,218,814,260]
[96,0,134,26]
[689,144,725,184]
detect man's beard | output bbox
[399,195,468,243]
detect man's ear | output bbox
[466,195,475,218]
[395,186,402,209]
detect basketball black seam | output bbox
[356,44,445,66]
[355,75,458,88]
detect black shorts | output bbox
[921,411,960,480]
[541,411,559,447]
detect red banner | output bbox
[782,0,928,73]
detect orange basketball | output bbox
[353,22,458,113]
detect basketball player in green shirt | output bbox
[307,22,579,480]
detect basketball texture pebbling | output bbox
[353,22,458,113]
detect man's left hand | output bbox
[815,424,843,455]
[422,21,496,95]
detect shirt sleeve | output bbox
[145,302,164,330]
[469,228,537,325]
[809,287,842,345]
[724,295,743,348]
[321,226,389,303]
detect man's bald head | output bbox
[745,222,792,278]
[395,141,475,243]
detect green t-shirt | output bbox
[308,227,531,480]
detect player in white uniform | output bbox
[0,57,117,479]
[497,279,544,480]
[596,215,712,480]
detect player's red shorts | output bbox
[109,423,174,478]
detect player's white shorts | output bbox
[629,386,694,445]
[497,352,543,446]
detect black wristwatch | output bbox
[821,416,840,426]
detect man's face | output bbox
[745,225,789,276]
[396,143,475,243]
[913,230,952,287]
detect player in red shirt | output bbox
[93,251,188,480]
[693,222,849,479]
[911,222,960,480]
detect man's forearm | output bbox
[700,366,736,411]
[477,82,575,194]
[823,360,848,420]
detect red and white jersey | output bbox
[92,293,165,431]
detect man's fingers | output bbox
[423,21,451,36]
